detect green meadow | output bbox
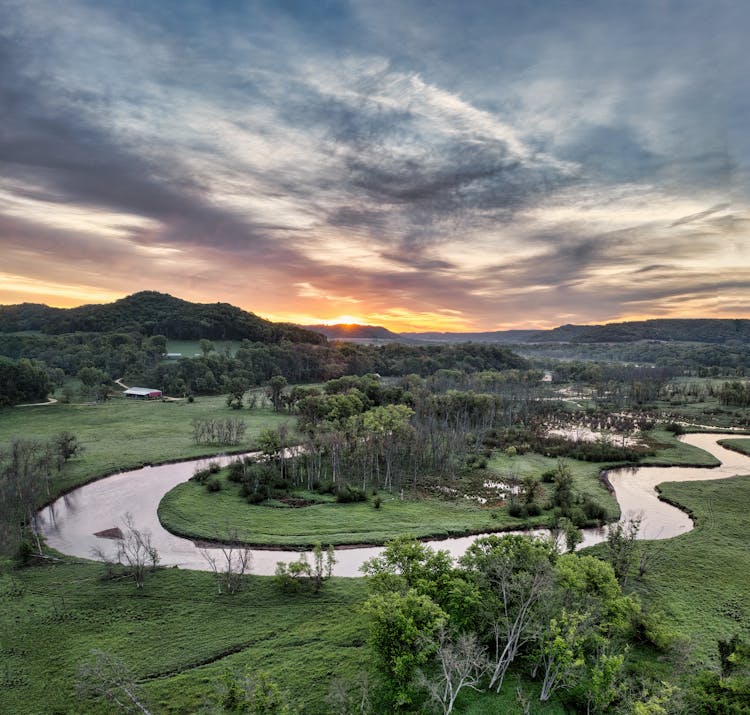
[632,476,750,663]
[0,397,294,501]
[158,472,550,547]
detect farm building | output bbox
[123,387,163,399]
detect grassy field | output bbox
[717,437,750,456]
[165,339,240,356]
[631,476,750,663]
[158,471,551,547]
[0,398,294,503]
[0,563,370,714]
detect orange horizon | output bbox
[1,288,747,335]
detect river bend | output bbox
[37,433,750,577]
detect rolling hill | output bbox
[0,292,326,344]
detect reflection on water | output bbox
[37,434,750,577]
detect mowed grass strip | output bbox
[631,475,750,663]
[0,397,294,501]
[0,562,369,714]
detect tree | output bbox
[362,589,447,709]
[362,404,415,490]
[460,535,556,692]
[0,437,62,557]
[326,673,372,715]
[53,431,83,467]
[76,649,152,714]
[215,668,300,714]
[200,536,253,594]
[94,514,159,589]
[361,536,456,610]
[265,375,288,412]
[417,628,488,715]
[0,357,50,406]
[536,609,588,702]
[606,514,642,587]
[274,543,335,593]
[77,366,109,388]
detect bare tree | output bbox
[76,648,151,714]
[418,628,489,714]
[200,533,253,594]
[327,673,372,715]
[93,514,159,589]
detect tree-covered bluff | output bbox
[0,291,325,343]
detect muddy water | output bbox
[37,434,750,576]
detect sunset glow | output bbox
[0,1,747,330]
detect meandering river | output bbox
[36,433,750,577]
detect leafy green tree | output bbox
[265,375,288,412]
[363,589,447,709]
[687,635,750,713]
[362,404,415,489]
[460,534,557,692]
[0,357,50,406]
[537,609,588,702]
[361,536,455,603]
[77,366,109,388]
[605,515,642,587]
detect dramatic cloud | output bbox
[0,0,747,329]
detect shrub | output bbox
[336,485,367,503]
[526,502,542,517]
[508,500,526,518]
[582,499,607,522]
[227,459,247,483]
[206,478,222,493]
[191,467,212,483]
[373,495,383,510]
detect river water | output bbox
[36,433,750,577]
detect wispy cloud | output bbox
[0,0,747,329]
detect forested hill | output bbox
[533,319,750,344]
[305,324,405,341]
[405,319,750,345]
[0,292,325,344]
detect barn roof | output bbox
[123,387,162,396]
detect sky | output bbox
[1,0,748,332]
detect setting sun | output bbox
[321,315,367,326]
